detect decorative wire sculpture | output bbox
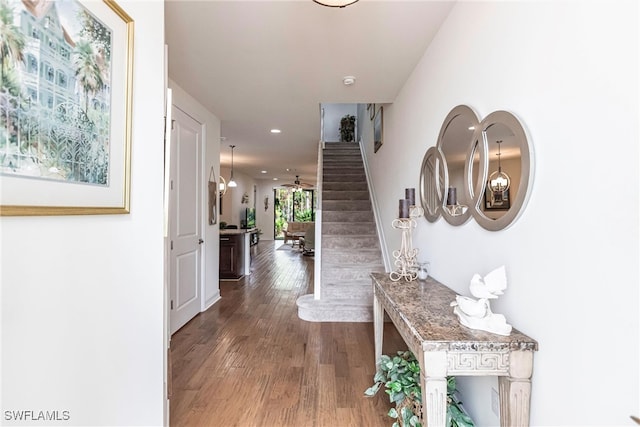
[389,205,424,282]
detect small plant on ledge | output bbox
[364,351,474,427]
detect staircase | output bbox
[297,142,385,322]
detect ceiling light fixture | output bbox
[227,145,237,188]
[261,170,267,174]
[270,129,281,134]
[343,75,356,86]
[488,140,510,193]
[312,0,359,8]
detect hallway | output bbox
[170,241,405,426]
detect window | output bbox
[27,55,38,74]
[44,64,54,82]
[27,88,37,103]
[56,71,67,88]
[41,91,53,108]
[273,188,316,239]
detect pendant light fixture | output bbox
[312,0,359,8]
[227,145,237,188]
[489,140,510,193]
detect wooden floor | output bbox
[170,240,407,426]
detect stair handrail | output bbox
[314,137,324,300]
[358,135,391,272]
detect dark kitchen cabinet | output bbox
[220,233,245,280]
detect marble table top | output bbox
[371,272,538,353]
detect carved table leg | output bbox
[499,351,533,427]
[423,351,448,427]
[373,293,383,368]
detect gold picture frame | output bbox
[0,0,134,216]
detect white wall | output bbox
[322,103,358,142]
[219,169,256,229]
[365,1,638,425]
[218,172,276,239]
[219,165,231,223]
[168,80,221,310]
[1,2,166,425]
[256,180,277,240]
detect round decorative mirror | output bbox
[419,146,444,222]
[420,106,533,231]
[437,105,479,226]
[465,138,485,204]
[471,110,533,231]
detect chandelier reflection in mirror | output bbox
[488,140,511,193]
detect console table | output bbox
[371,273,538,427]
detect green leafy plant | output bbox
[365,351,474,427]
[339,114,356,142]
[446,377,474,427]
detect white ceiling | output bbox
[165,0,455,186]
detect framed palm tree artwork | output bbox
[0,0,134,215]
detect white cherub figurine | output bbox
[450,266,512,336]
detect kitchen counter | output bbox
[219,228,256,280]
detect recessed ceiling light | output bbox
[220,136,227,141]
[343,76,356,86]
[261,170,267,174]
[270,129,281,134]
[273,178,278,181]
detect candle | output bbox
[399,199,410,218]
[446,187,457,206]
[405,188,415,206]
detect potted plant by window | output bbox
[339,114,356,142]
[365,351,474,427]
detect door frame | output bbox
[168,104,205,335]
[164,80,222,426]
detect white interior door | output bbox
[169,106,203,335]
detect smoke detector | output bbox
[343,76,356,86]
